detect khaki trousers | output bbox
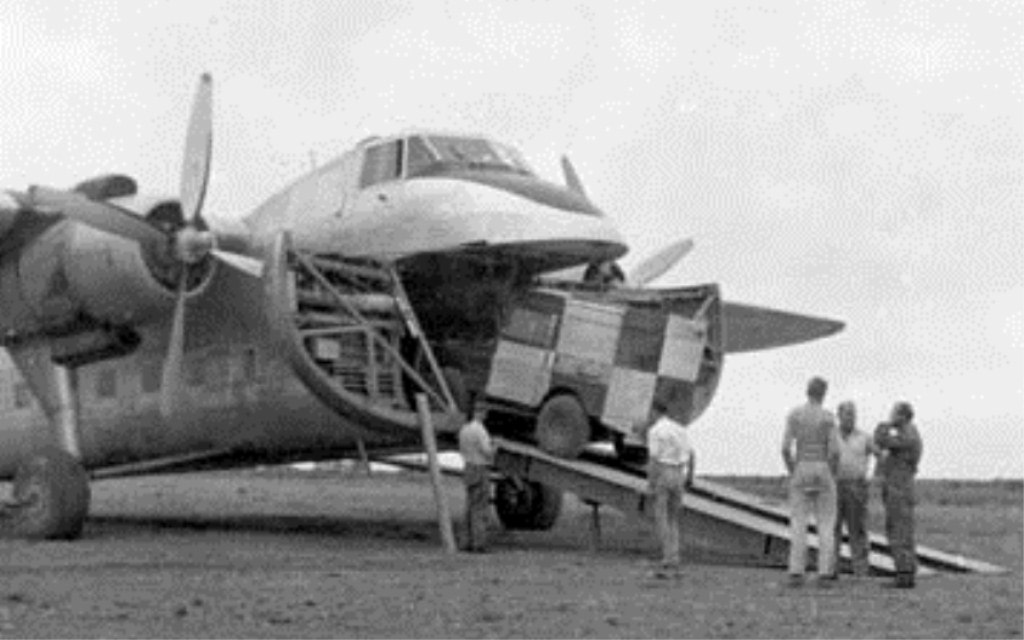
[463,464,490,551]
[883,478,917,578]
[652,463,686,568]
[788,461,837,577]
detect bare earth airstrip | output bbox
[0,471,1019,638]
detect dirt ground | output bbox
[0,470,1020,639]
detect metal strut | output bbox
[288,249,457,415]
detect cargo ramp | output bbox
[491,437,1006,576]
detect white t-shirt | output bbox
[647,416,692,467]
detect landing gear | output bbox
[1,448,91,540]
[493,476,563,531]
[535,394,590,459]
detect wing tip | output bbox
[722,302,846,354]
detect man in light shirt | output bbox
[782,376,840,587]
[645,399,694,579]
[832,401,879,577]
[459,403,495,553]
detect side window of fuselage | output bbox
[359,140,404,188]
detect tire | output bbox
[3,447,91,540]
[526,483,563,530]
[535,394,590,459]
[493,477,563,531]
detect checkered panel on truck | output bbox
[600,305,707,434]
[488,294,708,435]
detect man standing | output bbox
[645,400,694,579]
[832,401,879,577]
[781,376,840,587]
[875,401,923,588]
[459,404,495,553]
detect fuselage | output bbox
[0,130,634,478]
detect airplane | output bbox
[0,74,842,541]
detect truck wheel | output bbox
[2,447,91,540]
[535,394,590,458]
[493,477,563,531]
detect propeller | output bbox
[158,73,266,418]
[18,73,261,418]
[626,238,694,287]
[560,156,587,198]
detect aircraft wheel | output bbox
[2,447,91,540]
[535,394,590,458]
[493,477,563,531]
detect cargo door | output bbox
[601,306,665,433]
[598,285,720,435]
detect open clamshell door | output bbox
[262,231,462,436]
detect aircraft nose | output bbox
[436,181,627,265]
[338,176,628,268]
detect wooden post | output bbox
[587,501,602,552]
[355,437,372,476]
[415,393,457,555]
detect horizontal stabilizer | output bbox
[722,302,844,353]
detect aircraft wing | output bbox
[722,301,844,354]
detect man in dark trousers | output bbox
[458,403,495,553]
[874,401,923,588]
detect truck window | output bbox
[502,307,558,349]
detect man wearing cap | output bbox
[832,401,879,577]
[875,401,923,588]
[782,376,840,587]
[645,400,695,579]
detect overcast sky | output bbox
[1,0,1021,478]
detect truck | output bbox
[479,283,724,461]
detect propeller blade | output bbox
[560,156,587,198]
[179,72,213,224]
[212,249,263,277]
[722,302,845,353]
[26,186,167,246]
[159,276,188,419]
[627,238,694,287]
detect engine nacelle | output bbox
[0,214,212,347]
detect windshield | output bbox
[407,135,534,177]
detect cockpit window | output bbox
[406,136,436,178]
[361,135,535,187]
[359,140,404,188]
[407,135,533,177]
